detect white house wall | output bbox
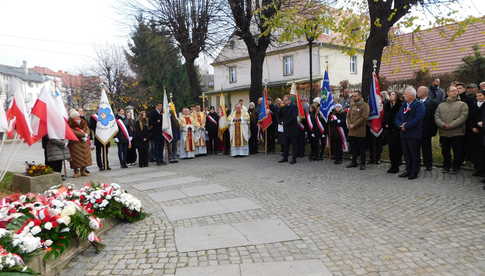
[213,46,363,92]
[319,47,362,86]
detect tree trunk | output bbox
[360,29,389,101]
[185,60,202,104]
[248,51,266,103]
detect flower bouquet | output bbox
[0,182,147,274]
[25,162,53,177]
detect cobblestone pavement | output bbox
[2,144,485,275]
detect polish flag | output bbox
[31,84,78,143]
[6,78,33,145]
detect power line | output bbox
[0,33,94,47]
[0,43,94,58]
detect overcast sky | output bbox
[0,0,483,75]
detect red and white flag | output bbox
[31,84,78,143]
[6,78,33,145]
[162,89,173,143]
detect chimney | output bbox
[22,60,28,75]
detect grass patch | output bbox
[0,171,14,197]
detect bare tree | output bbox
[126,0,224,104]
[225,0,285,102]
[94,45,130,104]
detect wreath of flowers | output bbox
[0,182,146,274]
[25,162,53,177]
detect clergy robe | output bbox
[194,111,207,155]
[179,115,196,159]
[228,110,250,157]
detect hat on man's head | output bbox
[467,83,478,88]
[313,97,321,104]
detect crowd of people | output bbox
[41,79,485,189]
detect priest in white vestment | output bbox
[228,103,250,157]
[179,108,196,159]
[193,105,207,155]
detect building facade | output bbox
[208,33,363,109]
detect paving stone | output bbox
[164,197,261,221]
[175,219,298,252]
[149,190,187,202]
[181,184,230,197]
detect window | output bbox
[350,55,357,74]
[283,55,294,76]
[228,66,237,83]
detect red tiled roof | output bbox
[31,66,100,89]
[380,20,485,81]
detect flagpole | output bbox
[325,60,332,160]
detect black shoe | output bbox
[289,159,297,164]
[425,166,432,171]
[121,165,128,169]
[346,163,358,168]
[387,167,399,174]
[408,174,418,180]
[442,168,450,173]
[398,172,409,178]
[334,160,342,165]
[359,164,366,170]
[99,167,105,171]
[106,167,111,170]
[278,158,288,163]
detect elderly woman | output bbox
[228,103,251,157]
[68,109,92,177]
[43,136,70,175]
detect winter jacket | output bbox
[421,98,439,138]
[346,99,369,138]
[395,100,425,139]
[68,118,92,169]
[435,97,469,137]
[46,139,70,162]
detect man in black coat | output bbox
[278,95,299,164]
[205,106,220,154]
[417,86,438,171]
[89,114,110,171]
[429,78,445,102]
[149,103,165,165]
[469,90,485,177]
[459,83,479,165]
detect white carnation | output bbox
[43,222,53,230]
[30,226,42,235]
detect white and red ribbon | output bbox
[116,119,132,142]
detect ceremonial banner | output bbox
[319,70,335,122]
[6,78,33,144]
[218,93,228,141]
[31,84,78,143]
[162,90,173,142]
[290,82,305,118]
[368,72,384,137]
[95,90,118,145]
[258,86,272,131]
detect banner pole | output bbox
[104,144,108,171]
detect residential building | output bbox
[380,20,485,81]
[208,32,363,109]
[0,61,50,111]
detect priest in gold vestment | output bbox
[228,103,251,157]
[179,108,196,159]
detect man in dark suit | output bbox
[395,86,426,180]
[417,86,438,171]
[149,103,165,165]
[205,106,220,154]
[115,109,131,168]
[278,95,299,164]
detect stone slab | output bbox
[176,264,240,276]
[149,190,187,202]
[115,171,175,183]
[240,260,333,276]
[132,176,202,191]
[102,168,160,177]
[175,218,299,252]
[181,184,229,197]
[164,198,260,220]
[175,260,331,276]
